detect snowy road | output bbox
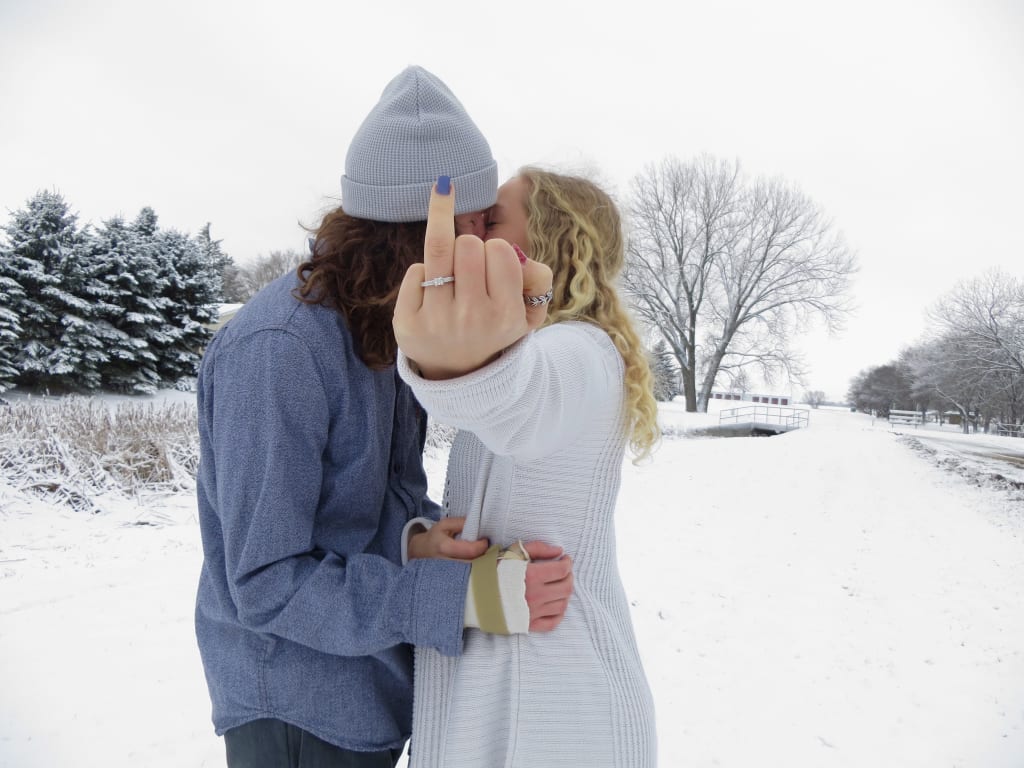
[899,427,1024,486]
[913,432,1024,466]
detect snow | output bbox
[1,400,1021,767]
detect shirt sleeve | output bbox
[396,323,621,461]
[201,328,468,658]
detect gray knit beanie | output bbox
[341,66,498,222]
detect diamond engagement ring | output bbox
[420,275,456,288]
[525,289,554,307]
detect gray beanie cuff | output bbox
[341,66,497,224]
[341,161,498,223]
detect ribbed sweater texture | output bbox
[398,321,657,767]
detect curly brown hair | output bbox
[295,207,426,369]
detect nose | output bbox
[454,212,486,238]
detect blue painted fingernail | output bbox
[436,175,451,195]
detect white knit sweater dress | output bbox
[398,321,657,768]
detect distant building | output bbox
[208,303,244,331]
[710,391,791,406]
[710,392,743,401]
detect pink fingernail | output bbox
[512,243,527,264]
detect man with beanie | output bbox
[194,66,573,767]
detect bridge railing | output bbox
[718,405,809,430]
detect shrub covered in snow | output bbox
[425,418,456,452]
[0,399,464,512]
[0,398,198,511]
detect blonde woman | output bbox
[396,168,659,767]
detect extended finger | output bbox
[452,234,487,303]
[441,538,490,561]
[483,238,524,300]
[432,517,490,560]
[423,176,456,286]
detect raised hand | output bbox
[393,176,552,380]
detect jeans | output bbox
[224,719,404,768]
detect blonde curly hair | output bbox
[518,167,660,461]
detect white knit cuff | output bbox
[463,544,531,634]
[497,557,529,633]
[401,517,435,565]
[396,336,530,425]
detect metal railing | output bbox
[887,409,922,427]
[995,422,1024,438]
[718,405,809,430]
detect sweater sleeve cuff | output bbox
[396,336,532,424]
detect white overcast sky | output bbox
[2,0,1022,399]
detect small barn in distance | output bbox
[208,303,244,332]
[710,391,791,406]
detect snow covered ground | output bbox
[1,400,1021,767]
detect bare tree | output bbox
[625,156,856,412]
[240,249,306,300]
[623,155,742,411]
[727,368,752,397]
[903,338,990,433]
[803,390,826,408]
[914,270,1024,431]
[930,269,1024,378]
[220,259,249,304]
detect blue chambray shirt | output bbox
[194,274,469,751]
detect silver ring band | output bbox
[525,289,553,307]
[421,275,456,288]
